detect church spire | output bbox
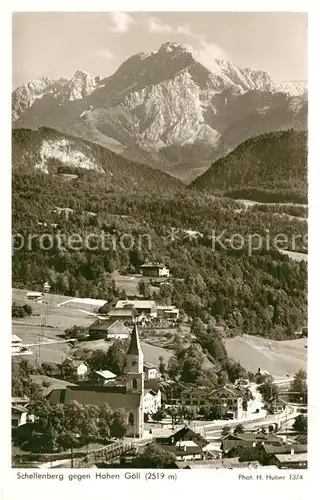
[127,322,141,356]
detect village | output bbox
[12,263,308,471]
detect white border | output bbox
[1,2,319,499]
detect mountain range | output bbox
[12,42,308,182]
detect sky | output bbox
[12,12,308,88]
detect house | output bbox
[155,426,211,461]
[89,318,130,340]
[182,386,243,419]
[90,370,118,386]
[221,432,283,461]
[140,263,170,278]
[261,443,308,466]
[144,388,161,414]
[107,308,135,322]
[12,335,23,354]
[61,359,89,380]
[267,396,287,413]
[274,453,307,469]
[156,305,179,321]
[180,386,210,407]
[43,281,51,293]
[144,362,158,380]
[108,320,131,340]
[26,291,44,300]
[254,367,272,383]
[11,405,34,428]
[47,324,145,438]
[115,300,157,318]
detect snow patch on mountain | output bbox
[34,139,104,173]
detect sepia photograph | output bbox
[10,9,308,475]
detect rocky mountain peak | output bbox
[66,70,98,101]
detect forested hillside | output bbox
[12,169,307,340]
[191,130,308,203]
[12,128,184,196]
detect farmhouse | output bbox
[156,305,179,321]
[261,443,308,466]
[11,405,34,428]
[61,359,89,381]
[115,300,157,318]
[221,432,283,461]
[12,335,23,354]
[26,291,44,300]
[274,453,307,469]
[47,324,145,438]
[155,427,211,461]
[89,318,130,339]
[107,308,135,322]
[140,263,170,278]
[91,370,118,385]
[43,281,51,293]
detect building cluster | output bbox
[89,299,180,341]
[46,324,160,436]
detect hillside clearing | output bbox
[226,334,307,378]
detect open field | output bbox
[12,288,100,364]
[279,249,308,262]
[110,270,164,295]
[12,288,175,366]
[226,334,307,378]
[77,337,174,367]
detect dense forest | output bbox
[12,163,307,339]
[191,130,308,203]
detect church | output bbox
[47,323,145,437]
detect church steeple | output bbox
[125,322,145,438]
[127,322,141,356]
[125,322,144,378]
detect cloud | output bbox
[147,18,174,34]
[198,40,226,61]
[109,12,135,33]
[97,49,114,59]
[146,17,226,61]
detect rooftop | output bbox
[12,334,22,343]
[107,308,134,317]
[262,444,308,455]
[178,459,260,469]
[115,300,156,309]
[12,405,29,414]
[140,263,167,269]
[95,370,117,380]
[275,453,308,464]
[89,318,118,331]
[144,361,157,369]
[127,323,141,356]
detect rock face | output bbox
[12,42,308,181]
[12,76,68,121]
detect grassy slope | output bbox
[225,334,307,378]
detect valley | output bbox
[11,16,309,473]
